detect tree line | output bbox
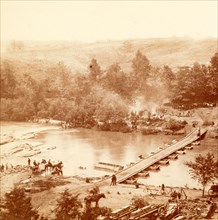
[1,51,217,127]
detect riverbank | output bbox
[0,121,61,144]
[1,168,217,219]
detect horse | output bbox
[45,160,53,174]
[30,165,42,175]
[52,161,63,169]
[84,193,106,208]
[49,161,63,175]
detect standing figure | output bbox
[28,158,31,166]
[177,192,181,200]
[33,160,37,166]
[111,174,117,185]
[161,184,165,192]
[197,127,201,136]
[1,164,4,172]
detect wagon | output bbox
[208,184,218,196]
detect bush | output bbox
[165,119,186,131]
[131,195,149,208]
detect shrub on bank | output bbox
[131,195,149,208]
[97,121,132,133]
[165,119,186,132]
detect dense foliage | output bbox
[0,187,40,220]
[1,51,217,127]
[55,190,82,220]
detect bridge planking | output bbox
[115,128,207,183]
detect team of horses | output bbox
[31,159,63,175]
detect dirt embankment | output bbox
[1,169,217,219]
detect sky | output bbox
[1,1,217,42]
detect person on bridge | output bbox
[111,174,117,186]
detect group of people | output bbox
[28,158,46,168]
[0,163,13,172]
[160,184,182,200]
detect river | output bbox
[1,122,217,189]
[36,128,217,189]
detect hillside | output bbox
[1,38,217,74]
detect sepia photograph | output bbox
[0,1,217,219]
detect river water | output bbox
[35,128,217,189]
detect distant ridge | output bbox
[1,38,217,73]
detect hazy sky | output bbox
[1,1,217,42]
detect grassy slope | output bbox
[1,38,217,75]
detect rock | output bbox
[24,187,31,192]
[21,179,30,184]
